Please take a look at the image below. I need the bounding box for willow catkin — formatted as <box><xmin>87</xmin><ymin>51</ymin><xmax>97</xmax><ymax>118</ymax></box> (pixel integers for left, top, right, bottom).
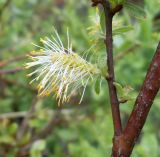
<box><xmin>26</xmin><ymin>29</ymin><xmax>101</xmax><ymax>105</ymax></box>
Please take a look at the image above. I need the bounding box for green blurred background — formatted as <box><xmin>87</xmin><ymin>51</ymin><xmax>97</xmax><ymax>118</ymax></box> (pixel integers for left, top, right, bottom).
<box><xmin>0</xmin><ymin>0</ymin><xmax>160</xmax><ymax>156</ymax></box>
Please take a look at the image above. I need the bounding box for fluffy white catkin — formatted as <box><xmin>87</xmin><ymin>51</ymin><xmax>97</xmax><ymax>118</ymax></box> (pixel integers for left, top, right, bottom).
<box><xmin>26</xmin><ymin>29</ymin><xmax>101</xmax><ymax>105</ymax></box>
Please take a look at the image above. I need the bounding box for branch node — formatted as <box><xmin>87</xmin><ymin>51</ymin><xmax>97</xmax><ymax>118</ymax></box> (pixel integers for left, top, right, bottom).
<box><xmin>111</xmin><ymin>5</ymin><xmax>123</xmax><ymax>15</ymax></box>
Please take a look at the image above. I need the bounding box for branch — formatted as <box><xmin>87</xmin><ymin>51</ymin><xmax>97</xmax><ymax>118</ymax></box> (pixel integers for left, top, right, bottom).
<box><xmin>15</xmin><ymin>113</ymin><xmax>62</xmax><ymax>157</ymax></box>
<box><xmin>124</xmin><ymin>42</ymin><xmax>160</xmax><ymax>155</ymax></box>
<box><xmin>16</xmin><ymin>97</ymin><xmax>38</xmax><ymax>140</ymax></box>
<box><xmin>15</xmin><ymin>107</ymin><xmax>97</xmax><ymax>157</ymax></box>
<box><xmin>0</xmin><ymin>68</ymin><xmax>22</xmax><ymax>75</ymax></box>
<box><xmin>0</xmin><ymin>55</ymin><xmax>26</xmax><ymax>68</ymax></box>
<box><xmin>33</xmin><ymin>109</ymin><xmax>62</xmax><ymax>140</ymax></box>
<box><xmin>0</xmin><ymin>111</ymin><xmax>26</xmax><ymax>120</ymax></box>
<box><xmin>0</xmin><ymin>77</ymin><xmax>36</xmax><ymax>92</ymax></box>
<box><xmin>16</xmin><ymin>111</ymin><xmax>63</xmax><ymax>157</ymax></box>
<box><xmin>102</xmin><ymin>1</ymin><xmax>122</xmax><ymax>136</ymax></box>
<box><xmin>112</xmin><ymin>42</ymin><xmax>160</xmax><ymax>156</ymax></box>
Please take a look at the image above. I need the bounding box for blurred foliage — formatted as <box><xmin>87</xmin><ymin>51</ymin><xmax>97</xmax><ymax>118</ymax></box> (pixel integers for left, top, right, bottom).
<box><xmin>0</xmin><ymin>0</ymin><xmax>160</xmax><ymax>156</ymax></box>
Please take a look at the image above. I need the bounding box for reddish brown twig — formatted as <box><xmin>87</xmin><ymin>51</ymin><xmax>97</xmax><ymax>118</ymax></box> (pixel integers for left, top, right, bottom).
<box><xmin>102</xmin><ymin>1</ymin><xmax>122</xmax><ymax>136</ymax></box>
<box><xmin>0</xmin><ymin>55</ymin><xmax>26</xmax><ymax>68</ymax></box>
<box><xmin>0</xmin><ymin>77</ymin><xmax>36</xmax><ymax>92</ymax></box>
<box><xmin>0</xmin><ymin>68</ymin><xmax>22</xmax><ymax>74</ymax></box>
<box><xmin>112</xmin><ymin>42</ymin><xmax>160</xmax><ymax>157</ymax></box>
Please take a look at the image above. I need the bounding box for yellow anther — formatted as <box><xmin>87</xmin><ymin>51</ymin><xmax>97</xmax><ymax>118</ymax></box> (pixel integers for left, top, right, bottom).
<box><xmin>40</xmin><ymin>38</ymin><xmax>46</xmax><ymax>43</ymax></box>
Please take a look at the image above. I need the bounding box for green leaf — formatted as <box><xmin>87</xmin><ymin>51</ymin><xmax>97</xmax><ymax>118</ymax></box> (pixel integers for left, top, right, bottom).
<box><xmin>113</xmin><ymin>82</ymin><xmax>124</xmax><ymax>95</ymax></box>
<box><xmin>94</xmin><ymin>76</ymin><xmax>102</xmax><ymax>95</ymax></box>
<box><xmin>113</xmin><ymin>83</ymin><xmax>134</xmax><ymax>102</ymax></box>
<box><xmin>19</xmin><ymin>132</ymin><xmax>31</xmax><ymax>145</ymax></box>
<box><xmin>124</xmin><ymin>2</ymin><xmax>146</xmax><ymax>20</ymax></box>
<box><xmin>0</xmin><ymin>135</ymin><xmax>14</xmax><ymax>144</ymax></box>
<box><xmin>8</xmin><ymin>123</ymin><xmax>18</xmax><ymax>135</ymax></box>
<box><xmin>29</xmin><ymin>119</ymin><xmax>47</xmax><ymax>129</ymax></box>
<box><xmin>30</xmin><ymin>140</ymin><xmax>46</xmax><ymax>157</ymax></box>
<box><xmin>113</xmin><ymin>26</ymin><xmax>133</xmax><ymax>35</ymax></box>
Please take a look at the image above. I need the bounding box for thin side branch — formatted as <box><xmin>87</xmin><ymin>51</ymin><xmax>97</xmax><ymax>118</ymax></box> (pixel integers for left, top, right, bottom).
<box><xmin>1</xmin><ymin>78</ymin><xmax>36</xmax><ymax>92</ymax></box>
<box><xmin>0</xmin><ymin>55</ymin><xmax>26</xmax><ymax>68</ymax></box>
<box><xmin>0</xmin><ymin>111</ymin><xmax>26</xmax><ymax>120</ymax></box>
<box><xmin>103</xmin><ymin>1</ymin><xmax>122</xmax><ymax>136</ymax></box>
<box><xmin>0</xmin><ymin>68</ymin><xmax>22</xmax><ymax>75</ymax></box>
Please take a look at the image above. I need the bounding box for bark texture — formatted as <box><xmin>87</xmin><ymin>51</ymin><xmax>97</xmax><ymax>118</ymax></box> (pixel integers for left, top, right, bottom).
<box><xmin>112</xmin><ymin>43</ymin><xmax>160</xmax><ymax>157</ymax></box>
